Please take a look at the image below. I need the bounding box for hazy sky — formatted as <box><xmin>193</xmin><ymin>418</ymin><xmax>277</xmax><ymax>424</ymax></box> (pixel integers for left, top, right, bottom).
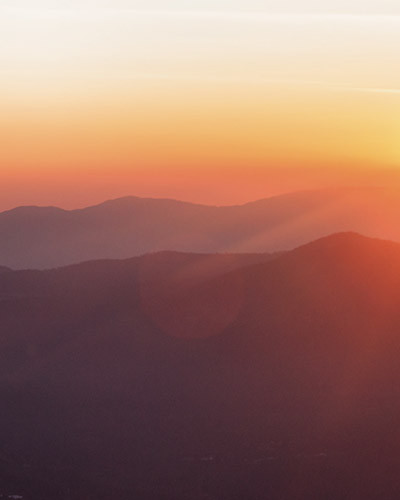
<box><xmin>1</xmin><ymin>0</ymin><xmax>400</xmax><ymax>208</ymax></box>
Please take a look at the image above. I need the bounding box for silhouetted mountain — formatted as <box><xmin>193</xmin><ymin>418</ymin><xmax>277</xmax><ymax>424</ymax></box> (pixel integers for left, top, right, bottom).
<box><xmin>0</xmin><ymin>266</ymin><xmax>10</xmax><ymax>274</ymax></box>
<box><xmin>3</xmin><ymin>187</ymin><xmax>400</xmax><ymax>269</ymax></box>
<box><xmin>1</xmin><ymin>234</ymin><xmax>400</xmax><ymax>499</ymax></box>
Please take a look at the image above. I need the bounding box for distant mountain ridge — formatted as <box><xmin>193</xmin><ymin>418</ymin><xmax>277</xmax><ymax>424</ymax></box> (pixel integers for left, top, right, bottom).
<box><xmin>2</xmin><ymin>187</ymin><xmax>400</xmax><ymax>269</ymax></box>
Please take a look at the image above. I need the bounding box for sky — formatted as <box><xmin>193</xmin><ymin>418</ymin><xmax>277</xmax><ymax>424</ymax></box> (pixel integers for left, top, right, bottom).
<box><xmin>1</xmin><ymin>0</ymin><xmax>400</xmax><ymax>209</ymax></box>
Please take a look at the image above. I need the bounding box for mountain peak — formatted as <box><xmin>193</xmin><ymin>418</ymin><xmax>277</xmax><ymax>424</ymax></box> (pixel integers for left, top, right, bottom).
<box><xmin>83</xmin><ymin>195</ymin><xmax>210</xmax><ymax>212</ymax></box>
<box><xmin>0</xmin><ymin>205</ymin><xmax>67</xmax><ymax>218</ymax></box>
<box><xmin>293</xmin><ymin>231</ymin><xmax>395</xmax><ymax>253</ymax></box>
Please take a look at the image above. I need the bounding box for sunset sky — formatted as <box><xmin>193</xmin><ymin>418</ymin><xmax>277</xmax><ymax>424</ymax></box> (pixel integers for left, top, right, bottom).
<box><xmin>1</xmin><ymin>0</ymin><xmax>400</xmax><ymax>209</ymax></box>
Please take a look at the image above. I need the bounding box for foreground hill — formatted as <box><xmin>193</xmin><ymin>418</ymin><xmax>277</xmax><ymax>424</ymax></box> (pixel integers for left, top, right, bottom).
<box><xmin>2</xmin><ymin>234</ymin><xmax>400</xmax><ymax>499</ymax></box>
<box><xmin>3</xmin><ymin>187</ymin><xmax>400</xmax><ymax>268</ymax></box>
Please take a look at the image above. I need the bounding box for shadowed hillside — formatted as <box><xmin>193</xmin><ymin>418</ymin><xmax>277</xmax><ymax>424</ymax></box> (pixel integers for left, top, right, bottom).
<box><xmin>1</xmin><ymin>234</ymin><xmax>400</xmax><ymax>498</ymax></box>
<box><xmin>3</xmin><ymin>187</ymin><xmax>400</xmax><ymax>268</ymax></box>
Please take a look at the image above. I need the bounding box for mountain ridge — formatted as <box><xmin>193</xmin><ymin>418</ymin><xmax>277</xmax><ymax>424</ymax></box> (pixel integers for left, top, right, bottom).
<box><xmin>2</xmin><ymin>232</ymin><xmax>400</xmax><ymax>498</ymax></box>
<box><xmin>2</xmin><ymin>187</ymin><xmax>400</xmax><ymax>269</ymax></box>
<box><xmin>2</xmin><ymin>186</ymin><xmax>394</xmax><ymax>215</ymax></box>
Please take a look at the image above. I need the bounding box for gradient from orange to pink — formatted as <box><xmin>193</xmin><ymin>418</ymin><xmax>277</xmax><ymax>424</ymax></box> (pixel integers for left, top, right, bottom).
<box><xmin>1</xmin><ymin>0</ymin><xmax>400</xmax><ymax>210</ymax></box>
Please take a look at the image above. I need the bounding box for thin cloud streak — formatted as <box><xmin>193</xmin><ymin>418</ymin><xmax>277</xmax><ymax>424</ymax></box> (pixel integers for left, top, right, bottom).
<box><xmin>2</xmin><ymin>6</ymin><xmax>400</xmax><ymax>23</ymax></box>
<box><xmin>348</xmin><ymin>87</ymin><xmax>400</xmax><ymax>94</ymax></box>
<box><xmin>127</xmin><ymin>75</ymin><xmax>400</xmax><ymax>94</ymax></box>
<box><xmin>1</xmin><ymin>69</ymin><xmax>400</xmax><ymax>95</ymax></box>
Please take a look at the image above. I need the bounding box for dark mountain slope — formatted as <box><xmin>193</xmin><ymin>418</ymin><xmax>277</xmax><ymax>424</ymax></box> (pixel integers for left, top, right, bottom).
<box><xmin>3</xmin><ymin>187</ymin><xmax>400</xmax><ymax>269</ymax></box>
<box><xmin>1</xmin><ymin>234</ymin><xmax>400</xmax><ymax>499</ymax></box>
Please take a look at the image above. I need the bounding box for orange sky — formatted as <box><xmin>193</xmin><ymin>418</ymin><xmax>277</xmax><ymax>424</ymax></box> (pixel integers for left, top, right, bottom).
<box><xmin>1</xmin><ymin>1</ymin><xmax>400</xmax><ymax>210</ymax></box>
